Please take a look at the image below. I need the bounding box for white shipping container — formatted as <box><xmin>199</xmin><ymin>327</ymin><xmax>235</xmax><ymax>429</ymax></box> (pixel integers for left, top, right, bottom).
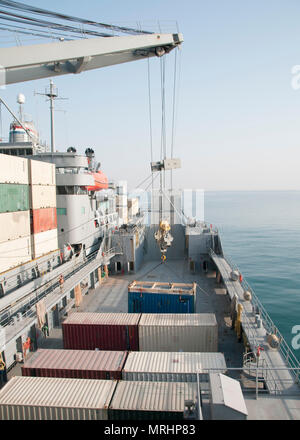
<box><xmin>122</xmin><ymin>351</ymin><xmax>227</xmax><ymax>383</ymax></box>
<box><xmin>109</xmin><ymin>381</ymin><xmax>198</xmax><ymax>415</ymax></box>
<box><xmin>32</xmin><ymin>229</ymin><xmax>58</xmax><ymax>259</ymax></box>
<box><xmin>0</xmin><ymin>376</ymin><xmax>117</xmax><ymax>420</ymax></box>
<box><xmin>127</xmin><ymin>198</ymin><xmax>139</xmax><ymax>216</ymax></box>
<box><xmin>0</xmin><ymin>211</ymin><xmax>31</xmax><ymax>244</ymax></box>
<box><xmin>138</xmin><ymin>313</ymin><xmax>218</xmax><ymax>352</ymax></box>
<box><xmin>31</xmin><ymin>185</ymin><xmax>56</xmax><ymax>209</ymax></box>
<box><xmin>0</xmin><ymin>235</ymin><xmax>31</xmax><ymax>274</ymax></box>
<box><xmin>0</xmin><ymin>154</ymin><xmax>28</xmax><ymax>184</ymax></box>
<box><xmin>29</xmin><ymin>159</ymin><xmax>56</xmax><ymax>185</ymax></box>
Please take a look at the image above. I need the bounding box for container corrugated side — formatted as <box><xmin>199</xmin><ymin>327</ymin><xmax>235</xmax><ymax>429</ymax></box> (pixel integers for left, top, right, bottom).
<box><xmin>0</xmin><ymin>184</ymin><xmax>29</xmax><ymax>213</ymax></box>
<box><xmin>22</xmin><ymin>349</ymin><xmax>128</xmax><ymax>380</ymax></box>
<box><xmin>32</xmin><ymin>229</ymin><xmax>58</xmax><ymax>259</ymax></box>
<box><xmin>29</xmin><ymin>160</ymin><xmax>56</xmax><ymax>185</ymax></box>
<box><xmin>122</xmin><ymin>351</ymin><xmax>227</xmax><ymax>383</ymax></box>
<box><xmin>0</xmin><ymin>376</ymin><xmax>116</xmax><ymax>420</ymax></box>
<box><xmin>0</xmin><ymin>154</ymin><xmax>28</xmax><ymax>184</ymax></box>
<box><xmin>0</xmin><ymin>211</ymin><xmax>31</xmax><ymax>244</ymax></box>
<box><xmin>109</xmin><ymin>381</ymin><xmax>198</xmax><ymax>420</ymax></box>
<box><xmin>31</xmin><ymin>208</ymin><xmax>57</xmax><ymax>234</ymax></box>
<box><xmin>31</xmin><ymin>185</ymin><xmax>56</xmax><ymax>209</ymax></box>
<box><xmin>138</xmin><ymin>313</ymin><xmax>218</xmax><ymax>352</ymax></box>
<box><xmin>62</xmin><ymin>313</ymin><xmax>141</xmax><ymax>351</ymax></box>
<box><xmin>0</xmin><ymin>235</ymin><xmax>31</xmax><ymax>274</ymax></box>
<box><xmin>128</xmin><ymin>291</ymin><xmax>195</xmax><ymax>313</ymax></box>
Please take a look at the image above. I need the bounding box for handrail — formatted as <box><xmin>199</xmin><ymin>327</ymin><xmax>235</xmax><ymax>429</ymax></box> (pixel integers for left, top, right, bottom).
<box><xmin>209</xmin><ymin>248</ymin><xmax>300</xmax><ymax>386</ymax></box>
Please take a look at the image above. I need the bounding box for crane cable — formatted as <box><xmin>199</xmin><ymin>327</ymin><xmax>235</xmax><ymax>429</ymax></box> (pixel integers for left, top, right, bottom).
<box><xmin>0</xmin><ymin>0</ymin><xmax>153</xmax><ymax>35</ymax></box>
<box><xmin>170</xmin><ymin>48</ymin><xmax>178</xmax><ymax>191</ymax></box>
<box><xmin>147</xmin><ymin>57</ymin><xmax>154</xmax><ymax>194</ymax></box>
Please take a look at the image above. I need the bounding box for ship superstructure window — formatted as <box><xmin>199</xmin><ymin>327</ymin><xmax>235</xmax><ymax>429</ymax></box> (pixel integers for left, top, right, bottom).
<box><xmin>81</xmin><ymin>207</ymin><xmax>85</xmax><ymax>214</ymax></box>
<box><xmin>57</xmin><ymin>208</ymin><xmax>67</xmax><ymax>215</ymax></box>
<box><xmin>57</xmin><ymin>186</ymin><xmax>87</xmax><ymax>195</ymax></box>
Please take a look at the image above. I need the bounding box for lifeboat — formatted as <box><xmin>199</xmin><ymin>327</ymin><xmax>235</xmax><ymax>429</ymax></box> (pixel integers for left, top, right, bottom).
<box><xmin>85</xmin><ymin>170</ymin><xmax>109</xmax><ymax>191</ymax></box>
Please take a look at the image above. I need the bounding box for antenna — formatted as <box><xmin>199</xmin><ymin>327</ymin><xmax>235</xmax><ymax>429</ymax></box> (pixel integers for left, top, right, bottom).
<box><xmin>17</xmin><ymin>93</ymin><xmax>25</xmax><ymax>122</ymax></box>
<box><xmin>35</xmin><ymin>79</ymin><xmax>67</xmax><ymax>152</ymax></box>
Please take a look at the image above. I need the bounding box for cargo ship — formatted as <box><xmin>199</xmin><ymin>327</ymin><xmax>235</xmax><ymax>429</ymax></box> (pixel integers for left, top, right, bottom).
<box><xmin>0</xmin><ymin>4</ymin><xmax>299</xmax><ymax>421</ymax></box>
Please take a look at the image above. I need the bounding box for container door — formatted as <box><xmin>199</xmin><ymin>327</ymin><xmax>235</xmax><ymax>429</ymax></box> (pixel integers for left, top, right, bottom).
<box><xmin>52</xmin><ymin>306</ymin><xmax>60</xmax><ymax>328</ymax></box>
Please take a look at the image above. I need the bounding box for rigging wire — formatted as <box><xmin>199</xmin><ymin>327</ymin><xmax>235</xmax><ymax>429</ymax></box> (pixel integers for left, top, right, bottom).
<box><xmin>0</xmin><ymin>19</ymin><xmax>81</xmax><ymax>39</ymax></box>
<box><xmin>170</xmin><ymin>48</ymin><xmax>178</xmax><ymax>191</ymax></box>
<box><xmin>0</xmin><ymin>10</ymin><xmax>113</xmax><ymax>38</ymax></box>
<box><xmin>147</xmin><ymin>57</ymin><xmax>154</xmax><ymax>193</ymax></box>
<box><xmin>0</xmin><ymin>0</ymin><xmax>153</xmax><ymax>35</ymax></box>
<box><xmin>0</xmin><ymin>22</ymin><xmax>73</xmax><ymax>40</ymax></box>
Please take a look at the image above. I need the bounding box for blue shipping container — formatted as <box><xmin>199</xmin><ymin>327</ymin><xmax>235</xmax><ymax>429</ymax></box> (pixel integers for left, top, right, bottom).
<box><xmin>128</xmin><ymin>291</ymin><xmax>195</xmax><ymax>313</ymax></box>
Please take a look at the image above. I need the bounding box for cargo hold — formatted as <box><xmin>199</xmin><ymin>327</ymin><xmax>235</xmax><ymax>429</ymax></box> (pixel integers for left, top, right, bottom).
<box><xmin>138</xmin><ymin>313</ymin><xmax>218</xmax><ymax>352</ymax></box>
<box><xmin>62</xmin><ymin>313</ymin><xmax>141</xmax><ymax>351</ymax></box>
<box><xmin>122</xmin><ymin>351</ymin><xmax>227</xmax><ymax>382</ymax></box>
<box><xmin>22</xmin><ymin>349</ymin><xmax>128</xmax><ymax>380</ymax></box>
<box><xmin>109</xmin><ymin>381</ymin><xmax>198</xmax><ymax>420</ymax></box>
<box><xmin>0</xmin><ymin>376</ymin><xmax>117</xmax><ymax>420</ymax></box>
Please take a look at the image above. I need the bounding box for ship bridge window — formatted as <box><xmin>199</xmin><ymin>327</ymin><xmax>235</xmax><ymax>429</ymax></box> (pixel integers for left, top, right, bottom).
<box><xmin>57</xmin><ymin>186</ymin><xmax>87</xmax><ymax>195</ymax></box>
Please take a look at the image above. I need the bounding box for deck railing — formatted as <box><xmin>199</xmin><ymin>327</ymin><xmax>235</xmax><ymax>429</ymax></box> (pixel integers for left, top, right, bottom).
<box><xmin>209</xmin><ymin>248</ymin><xmax>300</xmax><ymax>386</ymax></box>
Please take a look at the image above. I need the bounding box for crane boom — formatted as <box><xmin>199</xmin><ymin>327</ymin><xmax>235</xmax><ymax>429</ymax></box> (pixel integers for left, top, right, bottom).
<box><xmin>0</xmin><ymin>33</ymin><xmax>183</xmax><ymax>85</ymax></box>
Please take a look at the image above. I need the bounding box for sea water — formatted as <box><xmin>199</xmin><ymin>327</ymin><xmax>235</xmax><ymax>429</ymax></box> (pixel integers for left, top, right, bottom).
<box><xmin>205</xmin><ymin>191</ymin><xmax>300</xmax><ymax>361</ymax></box>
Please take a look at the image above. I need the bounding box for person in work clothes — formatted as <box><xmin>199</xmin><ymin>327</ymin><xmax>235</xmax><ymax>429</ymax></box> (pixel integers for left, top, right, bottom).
<box><xmin>42</xmin><ymin>323</ymin><xmax>49</xmax><ymax>338</ymax></box>
<box><xmin>59</xmin><ymin>274</ymin><xmax>64</xmax><ymax>292</ymax></box>
<box><xmin>0</xmin><ymin>357</ymin><xmax>7</xmax><ymax>389</ymax></box>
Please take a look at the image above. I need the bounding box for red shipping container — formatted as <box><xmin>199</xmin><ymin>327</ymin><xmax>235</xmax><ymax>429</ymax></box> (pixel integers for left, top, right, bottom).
<box><xmin>31</xmin><ymin>207</ymin><xmax>57</xmax><ymax>234</ymax></box>
<box><xmin>62</xmin><ymin>313</ymin><xmax>141</xmax><ymax>351</ymax></box>
<box><xmin>21</xmin><ymin>349</ymin><xmax>128</xmax><ymax>380</ymax></box>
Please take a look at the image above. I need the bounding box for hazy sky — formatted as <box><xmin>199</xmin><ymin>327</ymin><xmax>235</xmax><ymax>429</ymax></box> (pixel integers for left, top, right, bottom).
<box><xmin>1</xmin><ymin>0</ymin><xmax>300</xmax><ymax>191</ymax></box>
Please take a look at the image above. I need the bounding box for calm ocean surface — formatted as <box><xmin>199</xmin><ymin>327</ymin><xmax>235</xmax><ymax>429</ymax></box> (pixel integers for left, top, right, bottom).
<box><xmin>205</xmin><ymin>191</ymin><xmax>300</xmax><ymax>361</ymax></box>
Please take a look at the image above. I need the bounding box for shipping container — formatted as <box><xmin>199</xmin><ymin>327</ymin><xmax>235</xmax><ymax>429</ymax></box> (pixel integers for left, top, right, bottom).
<box><xmin>31</xmin><ymin>207</ymin><xmax>57</xmax><ymax>234</ymax></box>
<box><xmin>128</xmin><ymin>281</ymin><xmax>196</xmax><ymax>313</ymax></box>
<box><xmin>62</xmin><ymin>313</ymin><xmax>141</xmax><ymax>351</ymax></box>
<box><xmin>29</xmin><ymin>159</ymin><xmax>56</xmax><ymax>185</ymax></box>
<box><xmin>0</xmin><ymin>211</ymin><xmax>30</xmax><ymax>243</ymax></box>
<box><xmin>138</xmin><ymin>313</ymin><xmax>218</xmax><ymax>352</ymax></box>
<box><xmin>109</xmin><ymin>381</ymin><xmax>198</xmax><ymax>420</ymax></box>
<box><xmin>22</xmin><ymin>349</ymin><xmax>128</xmax><ymax>380</ymax></box>
<box><xmin>32</xmin><ymin>228</ymin><xmax>58</xmax><ymax>259</ymax></box>
<box><xmin>30</xmin><ymin>185</ymin><xmax>56</xmax><ymax>209</ymax></box>
<box><xmin>0</xmin><ymin>235</ymin><xmax>31</xmax><ymax>274</ymax></box>
<box><xmin>0</xmin><ymin>184</ymin><xmax>29</xmax><ymax>213</ymax></box>
<box><xmin>122</xmin><ymin>351</ymin><xmax>227</xmax><ymax>383</ymax></box>
<box><xmin>0</xmin><ymin>376</ymin><xmax>116</xmax><ymax>420</ymax></box>
<box><xmin>0</xmin><ymin>154</ymin><xmax>28</xmax><ymax>184</ymax></box>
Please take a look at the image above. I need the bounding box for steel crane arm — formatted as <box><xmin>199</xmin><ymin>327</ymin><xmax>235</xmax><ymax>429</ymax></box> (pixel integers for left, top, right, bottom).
<box><xmin>0</xmin><ymin>33</ymin><xmax>183</xmax><ymax>85</ymax></box>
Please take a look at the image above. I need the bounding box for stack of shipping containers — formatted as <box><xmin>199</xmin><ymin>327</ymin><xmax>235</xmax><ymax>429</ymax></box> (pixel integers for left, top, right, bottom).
<box><xmin>0</xmin><ymin>154</ymin><xmax>31</xmax><ymax>273</ymax></box>
<box><xmin>29</xmin><ymin>159</ymin><xmax>58</xmax><ymax>259</ymax></box>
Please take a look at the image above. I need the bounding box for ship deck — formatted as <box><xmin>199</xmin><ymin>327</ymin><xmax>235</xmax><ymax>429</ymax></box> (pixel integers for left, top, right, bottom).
<box><xmin>7</xmin><ymin>258</ymin><xmax>300</xmax><ymax>420</ymax></box>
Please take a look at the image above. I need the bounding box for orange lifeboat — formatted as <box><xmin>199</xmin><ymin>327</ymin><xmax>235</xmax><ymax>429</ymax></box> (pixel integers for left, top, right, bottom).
<box><xmin>85</xmin><ymin>170</ymin><xmax>109</xmax><ymax>191</ymax></box>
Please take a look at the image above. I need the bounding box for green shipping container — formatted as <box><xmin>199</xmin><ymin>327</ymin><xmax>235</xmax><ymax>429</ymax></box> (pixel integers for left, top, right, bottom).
<box><xmin>0</xmin><ymin>184</ymin><xmax>29</xmax><ymax>213</ymax></box>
